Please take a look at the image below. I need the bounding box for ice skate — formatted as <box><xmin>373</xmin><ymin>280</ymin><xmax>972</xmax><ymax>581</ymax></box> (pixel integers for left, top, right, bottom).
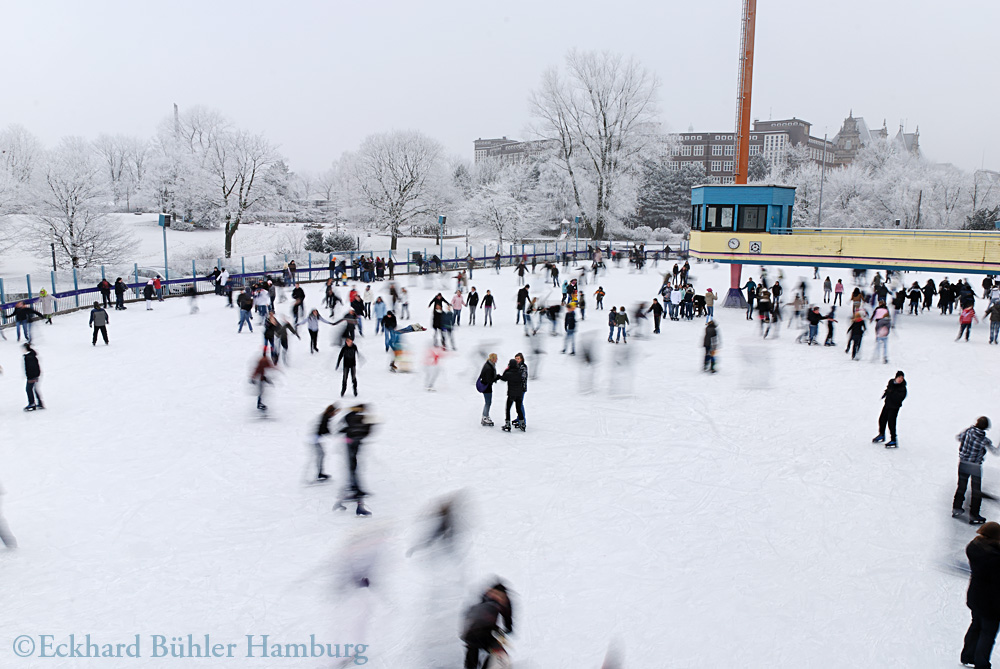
<box><xmin>356</xmin><ymin>502</ymin><xmax>372</xmax><ymax>517</ymax></box>
<box><xmin>481</xmin><ymin>417</ymin><xmax>494</xmax><ymax>427</ymax></box>
<box><xmin>953</xmin><ymin>508</ymin><xmax>965</xmax><ymax>518</ymax></box>
<box><xmin>23</xmin><ymin>405</ymin><xmax>36</xmax><ymax>412</ymax></box>
<box><xmin>970</xmin><ymin>514</ymin><xmax>987</xmax><ymax>525</ymax></box>
<box><xmin>885</xmin><ymin>439</ymin><xmax>898</xmax><ymax>448</ymax></box>
<box><xmin>502</xmin><ymin>421</ymin><xmax>511</xmax><ymax>432</ymax></box>
<box><xmin>513</xmin><ymin>419</ymin><xmax>526</xmax><ymax>432</ymax></box>
<box><xmin>872</xmin><ymin>434</ymin><xmax>885</xmax><ymax>443</ymax></box>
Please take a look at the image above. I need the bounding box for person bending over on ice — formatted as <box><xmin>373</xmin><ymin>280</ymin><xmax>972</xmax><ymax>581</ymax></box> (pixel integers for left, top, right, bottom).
<box><xmin>461</xmin><ymin>581</ymin><xmax>514</xmax><ymax>669</ymax></box>
<box><xmin>954</xmin><ymin>417</ymin><xmax>998</xmax><ymax>525</ymax></box>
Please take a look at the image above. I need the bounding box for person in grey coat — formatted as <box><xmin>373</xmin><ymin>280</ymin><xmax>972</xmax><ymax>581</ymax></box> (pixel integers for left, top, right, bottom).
<box><xmin>88</xmin><ymin>301</ymin><xmax>110</xmax><ymax>345</ymax></box>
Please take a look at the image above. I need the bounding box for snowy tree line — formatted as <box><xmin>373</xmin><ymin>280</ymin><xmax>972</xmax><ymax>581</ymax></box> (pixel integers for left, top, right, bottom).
<box><xmin>3</xmin><ymin>50</ymin><xmax>998</xmax><ymax>268</ymax></box>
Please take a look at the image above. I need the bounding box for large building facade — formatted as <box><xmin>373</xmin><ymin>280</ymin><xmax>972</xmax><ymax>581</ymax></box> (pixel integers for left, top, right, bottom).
<box><xmin>473</xmin><ymin>137</ymin><xmax>555</xmax><ymax>163</ymax></box>
<box><xmin>831</xmin><ymin>113</ymin><xmax>919</xmax><ymax>166</ymax></box>
<box><xmin>669</xmin><ymin>118</ymin><xmax>837</xmax><ymax>183</ymax></box>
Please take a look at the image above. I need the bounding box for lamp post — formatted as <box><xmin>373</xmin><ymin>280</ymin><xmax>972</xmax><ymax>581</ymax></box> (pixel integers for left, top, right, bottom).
<box><xmin>50</xmin><ymin>242</ymin><xmax>56</xmax><ymax>272</ymax></box>
<box><xmin>438</xmin><ymin>215</ymin><xmax>446</xmax><ymax>260</ymax></box>
<box><xmin>159</xmin><ymin>213</ymin><xmax>170</xmax><ymax>281</ymax></box>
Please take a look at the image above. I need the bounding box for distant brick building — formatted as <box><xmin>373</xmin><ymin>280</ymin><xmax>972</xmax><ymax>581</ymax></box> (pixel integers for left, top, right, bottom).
<box><xmin>669</xmin><ymin>118</ymin><xmax>836</xmax><ymax>183</ymax></box>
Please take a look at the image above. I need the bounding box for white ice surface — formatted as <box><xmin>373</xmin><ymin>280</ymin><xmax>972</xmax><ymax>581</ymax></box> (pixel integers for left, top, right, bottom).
<box><xmin>0</xmin><ymin>262</ymin><xmax>995</xmax><ymax>668</ymax></box>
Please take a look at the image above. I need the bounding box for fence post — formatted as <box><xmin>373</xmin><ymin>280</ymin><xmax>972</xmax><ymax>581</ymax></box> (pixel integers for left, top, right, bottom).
<box><xmin>192</xmin><ymin>260</ymin><xmax>196</xmax><ymax>286</ymax></box>
<box><xmin>51</xmin><ymin>271</ymin><xmax>56</xmax><ymax>297</ymax></box>
<box><xmin>241</xmin><ymin>256</ymin><xmax>246</xmax><ymax>276</ymax></box>
<box><xmin>134</xmin><ymin>263</ymin><xmax>139</xmax><ymax>298</ymax></box>
<box><xmin>308</xmin><ymin>252</ymin><xmax>312</xmax><ymax>281</ymax></box>
<box><xmin>263</xmin><ymin>255</ymin><xmax>267</xmax><ymax>273</ymax></box>
<box><xmin>217</xmin><ymin>258</ymin><xmax>221</xmax><ymax>271</ymax></box>
<box><xmin>72</xmin><ymin>269</ymin><xmax>79</xmax><ymax>308</ymax></box>
<box><xmin>0</xmin><ymin>279</ymin><xmax>5</xmax><ymax>322</ymax></box>
<box><xmin>26</xmin><ymin>274</ymin><xmax>32</xmax><ymax>301</ymax></box>
<box><xmin>101</xmin><ymin>265</ymin><xmax>106</xmax><ymax>281</ymax></box>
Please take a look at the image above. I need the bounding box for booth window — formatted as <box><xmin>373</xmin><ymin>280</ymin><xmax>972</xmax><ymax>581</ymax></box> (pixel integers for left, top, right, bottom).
<box><xmin>691</xmin><ymin>205</ymin><xmax>703</xmax><ymax>230</ymax></box>
<box><xmin>738</xmin><ymin>205</ymin><xmax>768</xmax><ymax>232</ymax></box>
<box><xmin>705</xmin><ymin>205</ymin><xmax>734</xmax><ymax>231</ymax></box>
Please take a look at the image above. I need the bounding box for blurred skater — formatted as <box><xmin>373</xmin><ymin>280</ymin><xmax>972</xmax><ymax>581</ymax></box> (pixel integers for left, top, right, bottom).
<box><xmin>961</xmin><ymin>521</ymin><xmax>1000</xmax><ymax>668</ymax></box>
<box><xmin>333</xmin><ymin>403</ymin><xmax>375</xmax><ymax>516</ymax></box>
<box><xmin>312</xmin><ymin>404</ymin><xmax>338</xmax><ymax>482</ymax></box>
<box><xmin>461</xmin><ymin>581</ymin><xmax>515</xmax><ymax>669</ymax></box>
<box><xmin>250</xmin><ymin>352</ymin><xmax>276</xmax><ymax>412</ymax></box>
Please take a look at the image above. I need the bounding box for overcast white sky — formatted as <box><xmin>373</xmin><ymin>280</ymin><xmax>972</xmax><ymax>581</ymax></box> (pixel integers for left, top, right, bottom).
<box><xmin>2</xmin><ymin>0</ymin><xmax>997</xmax><ymax>174</ymax></box>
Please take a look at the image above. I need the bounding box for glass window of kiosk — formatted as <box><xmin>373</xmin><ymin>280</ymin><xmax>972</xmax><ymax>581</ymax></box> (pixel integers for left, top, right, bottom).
<box><xmin>705</xmin><ymin>205</ymin><xmax>734</xmax><ymax>231</ymax></box>
<box><xmin>691</xmin><ymin>205</ymin><xmax>702</xmax><ymax>230</ymax></box>
<box><xmin>738</xmin><ymin>205</ymin><xmax>768</xmax><ymax>232</ymax></box>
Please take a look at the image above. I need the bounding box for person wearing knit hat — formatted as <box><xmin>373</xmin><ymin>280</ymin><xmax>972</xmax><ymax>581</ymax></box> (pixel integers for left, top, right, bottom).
<box><xmin>962</xmin><ymin>520</ymin><xmax>1000</xmax><ymax>668</ymax></box>
<box><xmin>954</xmin><ymin>417</ymin><xmax>998</xmax><ymax>524</ymax></box>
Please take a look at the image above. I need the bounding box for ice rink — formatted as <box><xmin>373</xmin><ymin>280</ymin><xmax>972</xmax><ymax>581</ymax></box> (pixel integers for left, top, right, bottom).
<box><xmin>0</xmin><ymin>259</ymin><xmax>995</xmax><ymax>668</ymax></box>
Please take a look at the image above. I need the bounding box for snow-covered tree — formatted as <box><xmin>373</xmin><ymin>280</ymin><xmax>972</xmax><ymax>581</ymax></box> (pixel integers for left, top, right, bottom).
<box><xmin>530</xmin><ymin>50</ymin><xmax>659</xmax><ymax>240</ymax></box>
<box><xmin>30</xmin><ymin>137</ymin><xmax>138</xmax><ymax>268</ymax></box>
<box><xmin>351</xmin><ymin>130</ymin><xmax>444</xmax><ymax>250</ymax></box>
<box><xmin>0</xmin><ymin>124</ymin><xmax>41</xmax><ymax>215</ymax></box>
<box><xmin>461</xmin><ymin>159</ymin><xmax>540</xmax><ymax>246</ymax></box>
<box><xmin>94</xmin><ymin>134</ymin><xmax>151</xmax><ymax>212</ymax></box>
<box><xmin>632</xmin><ymin>158</ymin><xmax>704</xmax><ymax>229</ymax></box>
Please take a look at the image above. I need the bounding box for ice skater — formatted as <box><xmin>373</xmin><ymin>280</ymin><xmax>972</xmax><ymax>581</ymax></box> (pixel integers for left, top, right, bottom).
<box><xmin>477</xmin><ymin>353</ymin><xmax>498</xmax><ymax>426</ymax></box>
<box><xmin>88</xmin><ymin>301</ymin><xmax>110</xmax><ymax>346</ymax></box>
<box><xmin>872</xmin><ymin>370</ymin><xmax>906</xmax><ymax>448</ymax></box>
<box><xmin>23</xmin><ymin>343</ymin><xmax>43</xmax><ymax>411</ymax></box>
<box><xmin>461</xmin><ymin>581</ymin><xmax>515</xmax><ymax>669</ymax></box>
<box><xmin>333</xmin><ymin>403</ymin><xmax>374</xmax><ymax>516</ymax></box>
<box><xmin>499</xmin><ymin>355</ymin><xmax>527</xmax><ymax>432</ymax></box>
<box><xmin>250</xmin><ymin>352</ymin><xmax>276</xmax><ymax>412</ymax></box>
<box><xmin>953</xmin><ymin>417</ymin><xmax>998</xmax><ymax>525</ymax></box>
<box><xmin>337</xmin><ymin>337</ymin><xmax>362</xmax><ymax>397</ymax></box>
<box><xmin>961</xmin><ymin>521</ymin><xmax>1000</xmax><ymax>668</ymax></box>
<box><xmin>312</xmin><ymin>404</ymin><xmax>338</xmax><ymax>482</ymax></box>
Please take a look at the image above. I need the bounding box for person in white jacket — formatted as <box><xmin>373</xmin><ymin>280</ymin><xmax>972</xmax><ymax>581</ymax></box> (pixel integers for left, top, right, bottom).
<box><xmin>362</xmin><ymin>286</ymin><xmax>374</xmax><ymax>319</ymax></box>
<box><xmin>670</xmin><ymin>287</ymin><xmax>684</xmax><ymax>321</ymax></box>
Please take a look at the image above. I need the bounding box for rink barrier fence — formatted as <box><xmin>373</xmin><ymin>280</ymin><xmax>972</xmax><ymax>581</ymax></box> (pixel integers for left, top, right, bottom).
<box><xmin>0</xmin><ymin>241</ymin><xmax>679</xmax><ymax>327</ymax></box>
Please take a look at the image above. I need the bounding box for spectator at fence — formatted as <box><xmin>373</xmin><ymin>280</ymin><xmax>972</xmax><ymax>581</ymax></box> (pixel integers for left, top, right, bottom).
<box><xmin>153</xmin><ymin>275</ymin><xmax>163</xmax><ymax>301</ymax></box>
<box><xmin>97</xmin><ymin>278</ymin><xmax>112</xmax><ymax>308</ymax></box>
<box><xmin>113</xmin><ymin>279</ymin><xmax>127</xmax><ymax>310</ymax></box>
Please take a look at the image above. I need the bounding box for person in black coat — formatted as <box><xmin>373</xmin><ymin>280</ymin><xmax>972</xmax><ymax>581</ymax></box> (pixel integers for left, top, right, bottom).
<box><xmin>647</xmin><ymin>298</ymin><xmax>664</xmax><ymax>334</ymax></box>
<box><xmin>23</xmin><ymin>344</ymin><xmax>43</xmax><ymax>410</ymax></box>
<box><xmin>113</xmin><ymin>278</ymin><xmax>128</xmax><ymax>310</ymax></box>
<box><xmin>461</xmin><ymin>581</ymin><xmax>515</xmax><ymax>669</ymax></box>
<box><xmin>477</xmin><ymin>353</ymin><xmax>498</xmax><ymax>426</ymax></box>
<box><xmin>498</xmin><ymin>354</ymin><xmax>528</xmax><ymax>430</ymax></box>
<box><xmin>11</xmin><ymin>302</ymin><xmax>44</xmax><ymax>342</ymax></box>
<box><xmin>963</xmin><ymin>522</ymin><xmax>1000</xmax><ymax>668</ymax></box>
<box><xmin>873</xmin><ymin>371</ymin><xmax>906</xmax><ymax>446</ymax></box>
<box><xmin>96</xmin><ymin>279</ymin><xmax>112</xmax><ymax>308</ymax></box>
<box><xmin>467</xmin><ymin>288</ymin><xmax>480</xmax><ymax>325</ymax></box>
<box><xmin>336</xmin><ymin>337</ymin><xmax>362</xmax><ymax>397</ymax></box>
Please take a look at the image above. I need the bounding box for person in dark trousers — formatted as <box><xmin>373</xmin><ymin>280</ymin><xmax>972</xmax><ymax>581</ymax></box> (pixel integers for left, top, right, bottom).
<box><xmin>703</xmin><ymin>319</ymin><xmax>719</xmax><ymax>373</ymax></box>
<box><xmin>743</xmin><ymin>278</ymin><xmax>757</xmax><ymax>319</ymax></box>
<box><xmin>297</xmin><ymin>309</ymin><xmax>332</xmax><ymax>354</ymax></box>
<box><xmin>88</xmin><ymin>301</ymin><xmax>110</xmax><ymax>345</ymax></box>
<box><xmin>872</xmin><ymin>371</ymin><xmax>906</xmax><ymax>447</ymax></box>
<box><xmin>114</xmin><ymin>278</ymin><xmax>128</xmax><ymax>310</ymax></box>
<box><xmin>954</xmin><ymin>417</ymin><xmax>998</xmax><ymax>524</ymax></box>
<box><xmin>846</xmin><ymin>313</ymin><xmax>866</xmax><ymax>360</ymax></box>
<box><xmin>467</xmin><ymin>287</ymin><xmax>480</xmax><ymax>325</ymax></box>
<box><xmin>648</xmin><ymin>298</ymin><xmax>664</xmax><ymax>333</ymax></box>
<box><xmin>291</xmin><ymin>283</ymin><xmax>306</xmax><ymax>322</ymax></box>
<box><xmin>962</xmin><ymin>521</ymin><xmax>1000</xmax><ymax>668</ymax></box>
<box><xmin>312</xmin><ymin>404</ymin><xmax>337</xmax><ymax>481</ymax></box>
<box><xmin>478</xmin><ymin>353</ymin><xmax>498</xmax><ymax>426</ymax></box>
<box><xmin>333</xmin><ymin>403</ymin><xmax>373</xmax><ymax>516</ymax></box>
<box><xmin>23</xmin><ymin>343</ymin><xmax>43</xmax><ymax>411</ymax></box>
<box><xmin>337</xmin><ymin>337</ymin><xmax>361</xmax><ymax>397</ymax></box>
<box><xmin>461</xmin><ymin>581</ymin><xmax>515</xmax><ymax>669</ymax></box>
<box><xmin>562</xmin><ymin>304</ymin><xmax>577</xmax><ymax>355</ymax></box>
<box><xmin>516</xmin><ymin>285</ymin><xmax>530</xmax><ymax>324</ymax></box>
<box><xmin>482</xmin><ymin>290</ymin><xmax>495</xmax><ymax>326</ymax></box>
<box><xmin>615</xmin><ymin>306</ymin><xmax>629</xmax><ymax>343</ymax></box>
<box><xmin>499</xmin><ymin>354</ymin><xmax>527</xmax><ymax>431</ymax></box>
<box><xmin>97</xmin><ymin>278</ymin><xmax>112</xmax><ymax>308</ymax></box>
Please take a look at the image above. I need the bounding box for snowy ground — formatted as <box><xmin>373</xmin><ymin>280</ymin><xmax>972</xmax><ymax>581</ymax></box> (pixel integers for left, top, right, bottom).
<box><xmin>0</xmin><ymin>260</ymin><xmax>994</xmax><ymax>668</ymax></box>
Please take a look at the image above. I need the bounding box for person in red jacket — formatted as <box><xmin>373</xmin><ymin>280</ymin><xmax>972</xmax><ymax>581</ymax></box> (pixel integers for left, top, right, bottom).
<box><xmin>958</xmin><ymin>306</ymin><xmax>980</xmax><ymax>342</ymax></box>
